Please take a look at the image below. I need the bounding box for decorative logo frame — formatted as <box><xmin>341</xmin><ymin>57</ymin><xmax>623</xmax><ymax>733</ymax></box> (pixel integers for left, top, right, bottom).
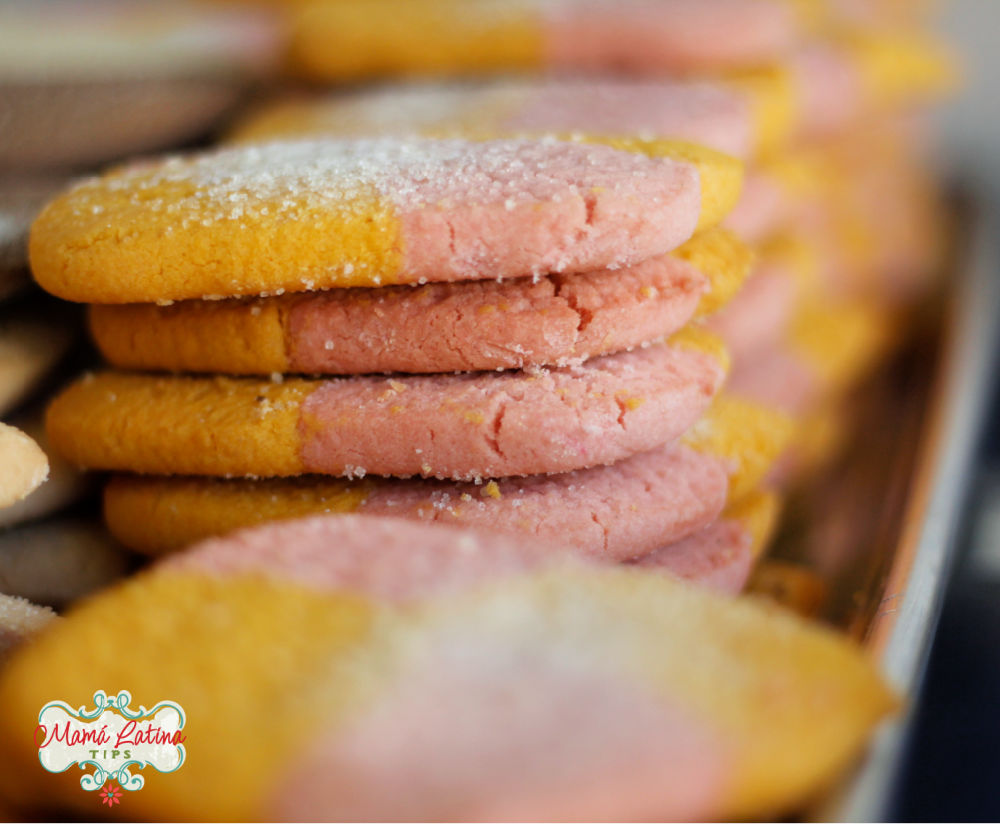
<box><xmin>35</xmin><ymin>690</ymin><xmax>186</xmax><ymax>797</ymax></box>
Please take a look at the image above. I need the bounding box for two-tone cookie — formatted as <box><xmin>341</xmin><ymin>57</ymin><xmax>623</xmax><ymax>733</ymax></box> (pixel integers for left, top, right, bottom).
<box><xmin>288</xmin><ymin>0</ymin><xmax>815</xmax><ymax>82</ymax></box>
<box><xmin>100</xmin><ymin>394</ymin><xmax>794</xmax><ymax>557</ymax></box>
<box><xmin>0</xmin><ymin>515</ymin><xmax>895</xmax><ymax>820</ymax></box>
<box><xmin>31</xmin><ymin>136</ymin><xmax>739</xmax><ymax>304</ymax></box>
<box><xmin>88</xmin><ymin>228</ymin><xmax>752</xmax><ymax>375</ymax></box>
<box><xmin>227</xmin><ymin>80</ymin><xmax>787</xmax><ymax>240</ymax></box>
<box><xmin>0</xmin><ymin>518</ymin><xmax>132</xmax><ymax>609</ymax></box>
<box><xmin>47</xmin><ymin>331</ymin><xmax>729</xmax><ymax>481</ymax></box>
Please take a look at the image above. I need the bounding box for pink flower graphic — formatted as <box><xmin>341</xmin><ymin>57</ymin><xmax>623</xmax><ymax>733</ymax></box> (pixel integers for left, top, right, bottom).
<box><xmin>100</xmin><ymin>781</ymin><xmax>123</xmax><ymax>808</ymax></box>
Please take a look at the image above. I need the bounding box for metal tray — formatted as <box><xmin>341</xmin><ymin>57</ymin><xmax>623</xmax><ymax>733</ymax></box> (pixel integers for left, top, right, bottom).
<box><xmin>751</xmin><ymin>189</ymin><xmax>1000</xmax><ymax>820</ymax></box>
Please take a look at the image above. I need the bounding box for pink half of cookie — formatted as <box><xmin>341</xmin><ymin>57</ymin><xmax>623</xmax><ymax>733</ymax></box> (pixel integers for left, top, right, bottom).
<box><xmin>705</xmin><ymin>260</ymin><xmax>797</xmax><ymax>364</ymax></box>
<box><xmin>723</xmin><ymin>170</ymin><xmax>788</xmax><ymax>243</ymax></box>
<box><xmin>166</xmin><ymin>514</ymin><xmax>588</xmax><ymax>602</ymax></box>
<box><xmin>500</xmin><ymin>80</ymin><xmax>754</xmax><ymax>160</ymax></box>
<box><xmin>272</xmin><ymin>639</ymin><xmax>731</xmax><ymax>822</ymax></box>
<box><xmin>105</xmin><ymin>440</ymin><xmax>730</xmax><ymax>560</ymax></box>
<box><xmin>790</xmin><ymin>43</ymin><xmax>865</xmax><ymax>141</ymax></box>
<box><xmin>296</xmin><ymin>79</ymin><xmax>756</xmax><ymax>161</ymax></box>
<box><xmin>355</xmin><ymin>442</ymin><xmax>728</xmax><ymax>561</ymax></box>
<box><xmin>727</xmin><ymin>345</ymin><xmax>818</xmax><ymax>416</ymax></box>
<box><xmin>388</xmin><ymin>139</ymin><xmax>702</xmax><ymax>282</ymax></box>
<box><xmin>545</xmin><ymin>0</ymin><xmax>800</xmax><ymax>74</ymax></box>
<box><xmin>300</xmin><ymin>339</ymin><xmax>726</xmax><ymax>480</ymax></box>
<box><xmin>632</xmin><ymin>519</ymin><xmax>754</xmax><ymax>595</ymax></box>
<box><xmin>289</xmin><ymin>253</ymin><xmax>705</xmax><ymax>373</ymax></box>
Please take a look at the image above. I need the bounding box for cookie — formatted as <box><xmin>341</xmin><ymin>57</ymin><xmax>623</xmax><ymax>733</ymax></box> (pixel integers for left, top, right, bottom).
<box><xmin>227</xmin><ymin>81</ymin><xmax>788</xmax><ymax>245</ymax></box>
<box><xmin>789</xmin><ymin>298</ymin><xmax>894</xmax><ymax>397</ymax></box>
<box><xmin>89</xmin><ymin>227</ymin><xmax>751</xmax><ymax>375</ymax></box>
<box><xmin>0</xmin><ymin>594</ymin><xmax>56</xmax><ymax>663</ymax></box>
<box><xmin>0</xmin><ymin>519</ymin><xmax>132</xmax><ymax>608</ymax></box>
<box><xmin>705</xmin><ymin>257</ymin><xmax>799</xmax><ymax>364</ymax></box>
<box><xmin>721</xmin><ymin>168</ymin><xmax>788</xmax><ymax>242</ymax></box>
<box><xmin>728</xmin><ymin>345</ymin><xmax>818</xmax><ymax>416</ymax></box>
<box><xmin>785</xmin><ymin>34</ymin><xmax>955</xmax><ymax>144</ymax></box>
<box><xmin>0</xmin><ymin>1</ymin><xmax>279</xmax><ymax>170</ymax></box>
<box><xmin>0</xmin><ymin>310</ymin><xmax>75</xmax><ymax>416</ymax></box>
<box><xmin>31</xmin><ymin>136</ymin><xmax>740</xmax><ymax>304</ymax></box>
<box><xmin>0</xmin><ymin>423</ymin><xmax>49</xmax><ymax>510</ymax></box>
<box><xmin>101</xmin><ymin>395</ymin><xmax>792</xmax><ymax>556</ymax></box>
<box><xmin>166</xmin><ymin>512</ymin><xmax>590</xmax><ymax>603</ymax></box>
<box><xmin>231</xmin><ymin>79</ymin><xmax>758</xmax><ymax>160</ymax></box>
<box><xmin>0</xmin><ymin>540</ymin><xmax>895</xmax><ymax>820</ymax></box>
<box><xmin>0</xmin><ymin>409</ymin><xmax>89</xmax><ymax>530</ymax></box>
<box><xmin>47</xmin><ymin>332</ymin><xmax>729</xmax><ymax>481</ymax></box>
<box><xmin>633</xmin><ymin>489</ymin><xmax>780</xmax><ymax>594</ymax></box>
<box><xmin>288</xmin><ymin>0</ymin><xmax>811</xmax><ymax>82</ymax></box>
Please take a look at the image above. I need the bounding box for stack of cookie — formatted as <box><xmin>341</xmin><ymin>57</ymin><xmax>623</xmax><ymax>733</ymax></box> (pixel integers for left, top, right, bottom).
<box><xmin>213</xmin><ymin>0</ymin><xmax>955</xmax><ymax>578</ymax></box>
<box><xmin>36</xmin><ymin>132</ymin><xmax>789</xmax><ymax>592</ymax></box>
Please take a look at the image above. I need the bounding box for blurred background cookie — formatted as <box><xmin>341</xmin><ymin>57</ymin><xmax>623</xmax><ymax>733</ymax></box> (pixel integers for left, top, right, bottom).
<box><xmin>0</xmin><ymin>0</ymin><xmax>281</xmax><ymax>171</ymax></box>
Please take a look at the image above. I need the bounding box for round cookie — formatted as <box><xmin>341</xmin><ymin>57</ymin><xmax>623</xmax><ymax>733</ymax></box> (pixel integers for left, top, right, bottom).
<box><xmin>705</xmin><ymin>257</ymin><xmax>799</xmax><ymax>365</ymax></box>
<box><xmin>784</xmin><ymin>34</ymin><xmax>955</xmax><ymax>146</ymax></box>
<box><xmin>0</xmin><ymin>409</ymin><xmax>90</xmax><ymax>530</ymax></box>
<box><xmin>0</xmin><ymin>310</ymin><xmax>75</xmax><ymax>416</ymax></box>
<box><xmin>89</xmin><ymin>227</ymin><xmax>752</xmax><ymax>375</ymax></box>
<box><xmin>101</xmin><ymin>395</ymin><xmax>793</xmax><ymax>556</ymax></box>
<box><xmin>0</xmin><ymin>594</ymin><xmax>56</xmax><ymax>663</ymax></box>
<box><xmin>0</xmin><ymin>519</ymin><xmax>132</xmax><ymax>608</ymax></box>
<box><xmin>47</xmin><ymin>331</ymin><xmax>729</xmax><ymax>481</ymax></box>
<box><xmin>166</xmin><ymin>513</ymin><xmax>588</xmax><ymax>603</ymax></box>
<box><xmin>230</xmin><ymin>79</ymin><xmax>757</xmax><ymax>160</ymax></box>
<box><xmin>288</xmin><ymin>0</ymin><xmax>811</xmax><ymax>82</ymax></box>
<box><xmin>728</xmin><ymin>345</ymin><xmax>818</xmax><ymax>417</ymax></box>
<box><xmin>0</xmin><ymin>423</ymin><xmax>49</xmax><ymax>510</ymax></box>
<box><xmin>31</xmin><ymin>136</ymin><xmax>739</xmax><ymax>304</ymax></box>
<box><xmin>633</xmin><ymin>490</ymin><xmax>780</xmax><ymax>594</ymax></box>
<box><xmin>0</xmin><ymin>542</ymin><xmax>895</xmax><ymax>821</ymax></box>
<box><xmin>721</xmin><ymin>169</ymin><xmax>788</xmax><ymax>243</ymax></box>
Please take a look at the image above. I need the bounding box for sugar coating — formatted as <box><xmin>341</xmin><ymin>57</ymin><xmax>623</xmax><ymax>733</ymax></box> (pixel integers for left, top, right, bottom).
<box><xmin>103</xmin><ymin>442</ymin><xmax>729</xmax><ymax>560</ymax></box>
<box><xmin>167</xmin><ymin>514</ymin><xmax>591</xmax><ymax>602</ymax></box>
<box><xmin>31</xmin><ymin>137</ymin><xmax>702</xmax><ymax>303</ymax></box>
